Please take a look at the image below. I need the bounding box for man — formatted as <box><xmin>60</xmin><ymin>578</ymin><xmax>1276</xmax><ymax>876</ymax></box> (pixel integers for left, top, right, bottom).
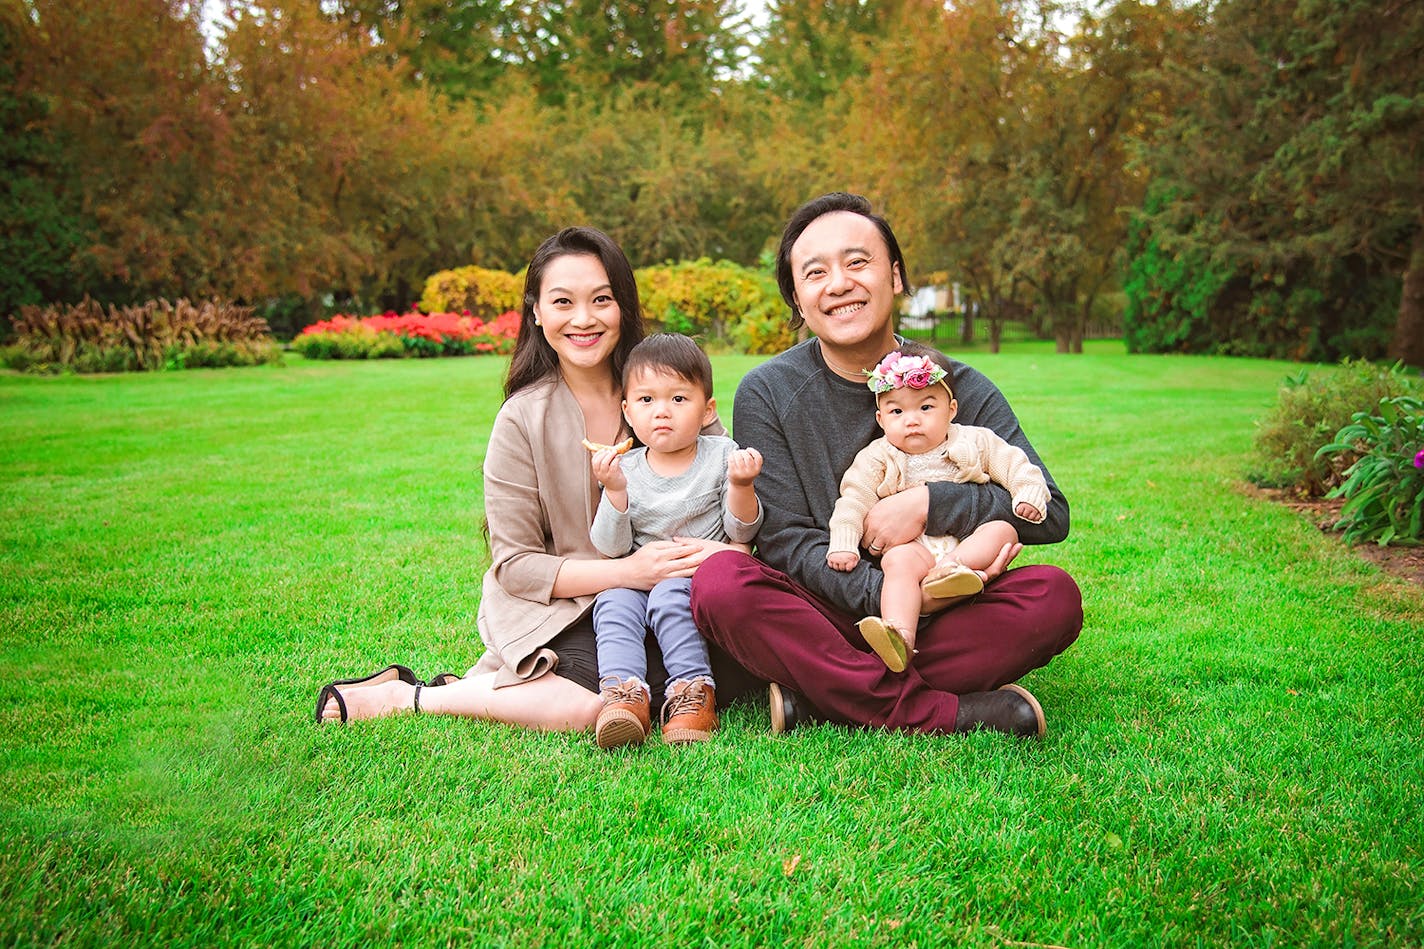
<box><xmin>689</xmin><ymin>193</ymin><xmax>1082</xmax><ymax>736</ymax></box>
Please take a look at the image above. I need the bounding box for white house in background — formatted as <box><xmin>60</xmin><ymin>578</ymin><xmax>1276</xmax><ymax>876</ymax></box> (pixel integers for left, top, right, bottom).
<box><xmin>900</xmin><ymin>282</ymin><xmax>960</xmax><ymax>329</ymax></box>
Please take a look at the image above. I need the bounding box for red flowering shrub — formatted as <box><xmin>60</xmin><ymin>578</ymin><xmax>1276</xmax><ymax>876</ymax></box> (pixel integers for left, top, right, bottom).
<box><xmin>292</xmin><ymin>308</ymin><xmax>520</xmax><ymax>359</ymax></box>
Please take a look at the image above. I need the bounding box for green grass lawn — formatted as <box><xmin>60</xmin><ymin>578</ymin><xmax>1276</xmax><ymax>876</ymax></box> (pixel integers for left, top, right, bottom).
<box><xmin>2</xmin><ymin>345</ymin><xmax>1420</xmax><ymax>947</ymax></box>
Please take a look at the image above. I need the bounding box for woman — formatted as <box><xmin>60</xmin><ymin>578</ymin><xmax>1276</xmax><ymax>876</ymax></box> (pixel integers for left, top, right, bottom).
<box><xmin>316</xmin><ymin>226</ymin><xmax>751</xmax><ymax>728</ymax></box>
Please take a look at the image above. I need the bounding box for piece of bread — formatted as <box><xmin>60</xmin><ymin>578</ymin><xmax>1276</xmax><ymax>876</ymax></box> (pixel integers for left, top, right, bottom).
<box><xmin>581</xmin><ymin>437</ymin><xmax>634</xmax><ymax>455</ymax></box>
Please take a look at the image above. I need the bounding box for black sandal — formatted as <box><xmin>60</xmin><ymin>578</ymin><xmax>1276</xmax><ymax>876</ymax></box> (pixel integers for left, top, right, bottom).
<box><xmin>332</xmin><ymin>664</ymin><xmax>421</xmax><ymax>688</ymax></box>
<box><xmin>427</xmin><ymin>672</ymin><xmax>463</xmax><ymax>687</ymax></box>
<box><xmin>313</xmin><ymin>664</ymin><xmax>423</xmax><ymax>723</ymax></box>
<box><xmin>315</xmin><ymin>680</ymin><xmax>423</xmax><ymax>723</ymax></box>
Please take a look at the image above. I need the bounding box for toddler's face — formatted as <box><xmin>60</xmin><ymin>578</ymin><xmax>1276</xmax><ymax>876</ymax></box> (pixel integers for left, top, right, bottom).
<box><xmin>875</xmin><ymin>384</ymin><xmax>955</xmax><ymax>454</ymax></box>
<box><xmin>622</xmin><ymin>367</ymin><xmax>715</xmax><ymax>457</ymax></box>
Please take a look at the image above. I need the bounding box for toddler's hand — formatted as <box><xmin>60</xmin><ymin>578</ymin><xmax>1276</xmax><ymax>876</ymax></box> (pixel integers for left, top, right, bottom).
<box><xmin>727</xmin><ymin>447</ymin><xmax>763</xmax><ymax>486</ymax></box>
<box><xmin>827</xmin><ymin>551</ymin><xmax>860</xmax><ymax>572</ymax></box>
<box><xmin>592</xmin><ymin>449</ymin><xmax>627</xmax><ymax>492</ymax></box>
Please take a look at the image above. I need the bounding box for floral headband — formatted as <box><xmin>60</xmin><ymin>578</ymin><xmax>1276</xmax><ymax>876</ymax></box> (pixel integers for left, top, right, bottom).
<box><xmin>865</xmin><ymin>351</ymin><xmax>949</xmax><ymax>395</ymax></box>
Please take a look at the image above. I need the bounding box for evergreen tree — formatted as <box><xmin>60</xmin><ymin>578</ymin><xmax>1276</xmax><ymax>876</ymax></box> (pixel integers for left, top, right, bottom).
<box><xmin>1127</xmin><ymin>0</ymin><xmax>1423</xmax><ymax>364</ymax></box>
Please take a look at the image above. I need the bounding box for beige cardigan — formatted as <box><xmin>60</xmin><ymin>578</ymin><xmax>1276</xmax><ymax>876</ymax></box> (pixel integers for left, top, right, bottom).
<box><xmin>471</xmin><ymin>372</ymin><xmax>723</xmax><ymax>687</ymax></box>
<box><xmin>827</xmin><ymin>425</ymin><xmax>1051</xmax><ymax>557</ymax></box>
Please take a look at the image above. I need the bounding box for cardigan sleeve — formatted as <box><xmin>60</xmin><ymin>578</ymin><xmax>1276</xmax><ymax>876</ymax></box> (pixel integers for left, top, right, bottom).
<box><xmin>923</xmin><ymin>362</ymin><xmax>1069</xmax><ymax>545</ymax></box>
<box><xmin>827</xmin><ymin>442</ymin><xmax>890</xmax><ymax>556</ymax></box>
<box><xmin>974</xmin><ymin>427</ymin><xmax>1051</xmax><ymax>522</ymax></box>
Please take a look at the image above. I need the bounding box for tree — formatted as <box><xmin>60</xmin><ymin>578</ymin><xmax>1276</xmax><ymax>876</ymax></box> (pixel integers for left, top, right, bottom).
<box><xmin>1128</xmin><ymin>0</ymin><xmax>1424</xmax><ymax>365</ymax></box>
<box><xmin>16</xmin><ymin>0</ymin><xmax>228</xmax><ymax>302</ymax></box>
<box><xmin>323</xmin><ymin>0</ymin><xmax>522</xmax><ymax>99</ymax></box>
<box><xmin>851</xmin><ymin>0</ymin><xmax>1186</xmax><ymax>351</ymax></box>
<box><xmin>204</xmin><ymin>1</ymin><xmax>502</xmax><ymax>309</ymax></box>
<box><xmin>0</xmin><ymin>4</ymin><xmax>92</xmax><ymax>323</ymax></box>
<box><xmin>502</xmin><ymin>0</ymin><xmax>746</xmax><ymax>109</ymax></box>
<box><xmin>755</xmin><ymin>0</ymin><xmax>898</xmax><ymax>106</ymax></box>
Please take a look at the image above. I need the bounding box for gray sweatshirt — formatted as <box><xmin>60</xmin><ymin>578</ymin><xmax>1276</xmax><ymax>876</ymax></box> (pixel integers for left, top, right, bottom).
<box><xmin>731</xmin><ymin>338</ymin><xmax>1069</xmax><ymax>618</ymax></box>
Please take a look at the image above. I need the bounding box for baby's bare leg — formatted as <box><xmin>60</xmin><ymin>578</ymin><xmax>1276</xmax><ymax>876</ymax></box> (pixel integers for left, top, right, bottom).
<box><xmin>947</xmin><ymin>520</ymin><xmax>1021</xmax><ymax>575</ymax></box>
<box><xmin>879</xmin><ymin>542</ymin><xmax>937</xmax><ymax>652</ymax></box>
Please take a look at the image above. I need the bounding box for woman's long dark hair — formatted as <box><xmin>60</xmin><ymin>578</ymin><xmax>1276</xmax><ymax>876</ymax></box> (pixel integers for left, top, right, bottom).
<box><xmin>503</xmin><ymin>226</ymin><xmax>646</xmax><ymax>400</ymax></box>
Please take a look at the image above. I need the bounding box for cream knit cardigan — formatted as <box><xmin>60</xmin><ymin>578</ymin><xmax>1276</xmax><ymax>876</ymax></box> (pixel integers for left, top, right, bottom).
<box><xmin>827</xmin><ymin>424</ymin><xmax>1052</xmax><ymax>557</ymax></box>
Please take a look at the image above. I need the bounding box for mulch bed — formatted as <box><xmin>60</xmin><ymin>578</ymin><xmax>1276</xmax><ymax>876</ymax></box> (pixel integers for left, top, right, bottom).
<box><xmin>1244</xmin><ymin>485</ymin><xmax>1424</xmax><ymax>588</ymax></box>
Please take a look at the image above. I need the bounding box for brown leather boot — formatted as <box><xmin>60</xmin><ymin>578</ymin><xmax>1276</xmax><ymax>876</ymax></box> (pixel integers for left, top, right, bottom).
<box><xmin>661</xmin><ymin>678</ymin><xmax>718</xmax><ymax>745</ymax></box>
<box><xmin>595</xmin><ymin>676</ymin><xmax>651</xmax><ymax>750</ymax></box>
<box><xmin>769</xmin><ymin>681</ymin><xmax>823</xmax><ymax>734</ymax></box>
<box><xmin>953</xmin><ymin>684</ymin><xmax>1046</xmax><ymax>738</ymax></box>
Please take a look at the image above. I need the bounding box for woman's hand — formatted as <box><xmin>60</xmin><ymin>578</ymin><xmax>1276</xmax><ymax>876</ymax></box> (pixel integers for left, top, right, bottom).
<box><xmin>918</xmin><ymin>540</ymin><xmax>1022</xmax><ymax>614</ymax></box>
<box><xmin>618</xmin><ymin>540</ymin><xmax>705</xmax><ymax>590</ymax></box>
<box><xmin>862</xmin><ymin>485</ymin><xmax>929</xmax><ymax>554</ymax></box>
<box><xmin>556</xmin><ymin>538</ymin><xmax>745</xmax><ymax>598</ymax></box>
<box><xmin>673</xmin><ymin>536</ymin><xmax>751</xmax><ymax>561</ymax></box>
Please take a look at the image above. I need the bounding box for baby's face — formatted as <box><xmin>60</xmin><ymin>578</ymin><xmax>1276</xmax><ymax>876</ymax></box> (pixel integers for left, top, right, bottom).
<box><xmin>875</xmin><ymin>384</ymin><xmax>955</xmax><ymax>454</ymax></box>
<box><xmin>622</xmin><ymin>367</ymin><xmax>714</xmax><ymax>458</ymax></box>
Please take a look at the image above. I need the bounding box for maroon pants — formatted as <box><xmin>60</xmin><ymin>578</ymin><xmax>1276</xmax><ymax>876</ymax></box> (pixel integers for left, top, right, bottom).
<box><xmin>690</xmin><ymin>550</ymin><xmax>1083</xmax><ymax>733</ymax></box>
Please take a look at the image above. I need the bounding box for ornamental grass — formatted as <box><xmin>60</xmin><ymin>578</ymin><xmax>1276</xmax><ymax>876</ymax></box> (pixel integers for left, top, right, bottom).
<box><xmin>2</xmin><ymin>297</ymin><xmax>282</xmax><ymax>373</ymax></box>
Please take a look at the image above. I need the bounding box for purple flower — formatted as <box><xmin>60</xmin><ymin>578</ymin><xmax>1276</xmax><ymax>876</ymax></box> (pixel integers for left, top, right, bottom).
<box><xmin>1415</xmin><ymin>449</ymin><xmax>1424</xmax><ymax>470</ymax></box>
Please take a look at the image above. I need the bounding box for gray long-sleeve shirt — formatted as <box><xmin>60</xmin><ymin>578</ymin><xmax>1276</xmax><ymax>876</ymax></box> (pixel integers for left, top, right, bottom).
<box><xmin>731</xmin><ymin>338</ymin><xmax>1069</xmax><ymax>618</ymax></box>
<box><xmin>590</xmin><ymin>435</ymin><xmax>763</xmax><ymax>557</ymax></box>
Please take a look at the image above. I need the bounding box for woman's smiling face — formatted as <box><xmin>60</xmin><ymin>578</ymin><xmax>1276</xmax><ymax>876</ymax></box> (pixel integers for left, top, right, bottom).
<box><xmin>532</xmin><ymin>253</ymin><xmax>622</xmax><ymax>374</ymax></box>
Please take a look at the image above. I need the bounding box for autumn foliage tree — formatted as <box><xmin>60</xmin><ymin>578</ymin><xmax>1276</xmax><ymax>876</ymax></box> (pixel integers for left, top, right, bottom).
<box><xmin>0</xmin><ymin>4</ymin><xmax>89</xmax><ymax>323</ymax></box>
<box><xmin>847</xmin><ymin>0</ymin><xmax>1190</xmax><ymax>352</ymax></box>
<box><xmin>11</xmin><ymin>0</ymin><xmax>227</xmax><ymax>303</ymax></box>
<box><xmin>4</xmin><ymin>0</ymin><xmax>1419</xmax><ymax>363</ymax></box>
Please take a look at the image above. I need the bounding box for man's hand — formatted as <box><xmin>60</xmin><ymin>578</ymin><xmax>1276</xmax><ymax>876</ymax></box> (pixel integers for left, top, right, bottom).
<box><xmin>919</xmin><ymin>540</ymin><xmax>1022</xmax><ymax>613</ymax></box>
<box><xmin>862</xmin><ymin>484</ymin><xmax>929</xmax><ymax>553</ymax></box>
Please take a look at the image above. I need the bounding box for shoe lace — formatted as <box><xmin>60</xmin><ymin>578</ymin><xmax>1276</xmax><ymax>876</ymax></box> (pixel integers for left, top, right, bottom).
<box><xmin>600</xmin><ymin>678</ymin><xmax>647</xmax><ymax>706</ymax></box>
<box><xmin>660</xmin><ymin>682</ymin><xmax>708</xmax><ymax>724</ymax></box>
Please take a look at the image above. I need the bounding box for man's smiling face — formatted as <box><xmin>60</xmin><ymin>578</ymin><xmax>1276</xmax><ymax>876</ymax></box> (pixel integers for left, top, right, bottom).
<box><xmin>789</xmin><ymin>210</ymin><xmax>903</xmax><ymax>356</ymax></box>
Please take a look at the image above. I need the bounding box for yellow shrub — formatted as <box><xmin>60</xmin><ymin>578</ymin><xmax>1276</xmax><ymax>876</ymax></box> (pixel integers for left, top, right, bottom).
<box><xmin>419</xmin><ymin>265</ymin><xmax>523</xmax><ymax>320</ymax></box>
<box><xmin>635</xmin><ymin>259</ymin><xmax>792</xmax><ymax>355</ymax></box>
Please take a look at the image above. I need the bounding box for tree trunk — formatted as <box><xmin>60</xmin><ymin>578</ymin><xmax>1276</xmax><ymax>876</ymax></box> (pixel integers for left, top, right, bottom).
<box><xmin>1391</xmin><ymin>224</ymin><xmax>1424</xmax><ymax>370</ymax></box>
<box><xmin>1073</xmin><ymin>297</ymin><xmax>1094</xmax><ymax>353</ymax></box>
<box><xmin>1047</xmin><ymin>294</ymin><xmax>1077</xmax><ymax>353</ymax></box>
<box><xmin>1053</xmin><ymin>304</ymin><xmax>1072</xmax><ymax>352</ymax></box>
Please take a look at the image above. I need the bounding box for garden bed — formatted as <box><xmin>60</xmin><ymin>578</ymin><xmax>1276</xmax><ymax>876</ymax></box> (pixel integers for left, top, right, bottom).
<box><xmin>1245</xmin><ymin>485</ymin><xmax>1424</xmax><ymax>587</ymax></box>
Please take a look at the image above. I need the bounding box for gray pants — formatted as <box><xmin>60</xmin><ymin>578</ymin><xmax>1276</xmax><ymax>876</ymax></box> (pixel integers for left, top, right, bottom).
<box><xmin>593</xmin><ymin>578</ymin><xmax>714</xmax><ymax>689</ymax></box>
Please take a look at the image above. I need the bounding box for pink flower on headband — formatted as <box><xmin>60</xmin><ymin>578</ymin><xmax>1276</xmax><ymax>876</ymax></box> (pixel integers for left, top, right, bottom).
<box><xmin>866</xmin><ymin>351</ymin><xmax>947</xmax><ymax>394</ymax></box>
<box><xmin>903</xmin><ymin>364</ymin><xmax>935</xmax><ymax>388</ymax></box>
<box><xmin>1415</xmin><ymin>449</ymin><xmax>1424</xmax><ymax>470</ymax></box>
